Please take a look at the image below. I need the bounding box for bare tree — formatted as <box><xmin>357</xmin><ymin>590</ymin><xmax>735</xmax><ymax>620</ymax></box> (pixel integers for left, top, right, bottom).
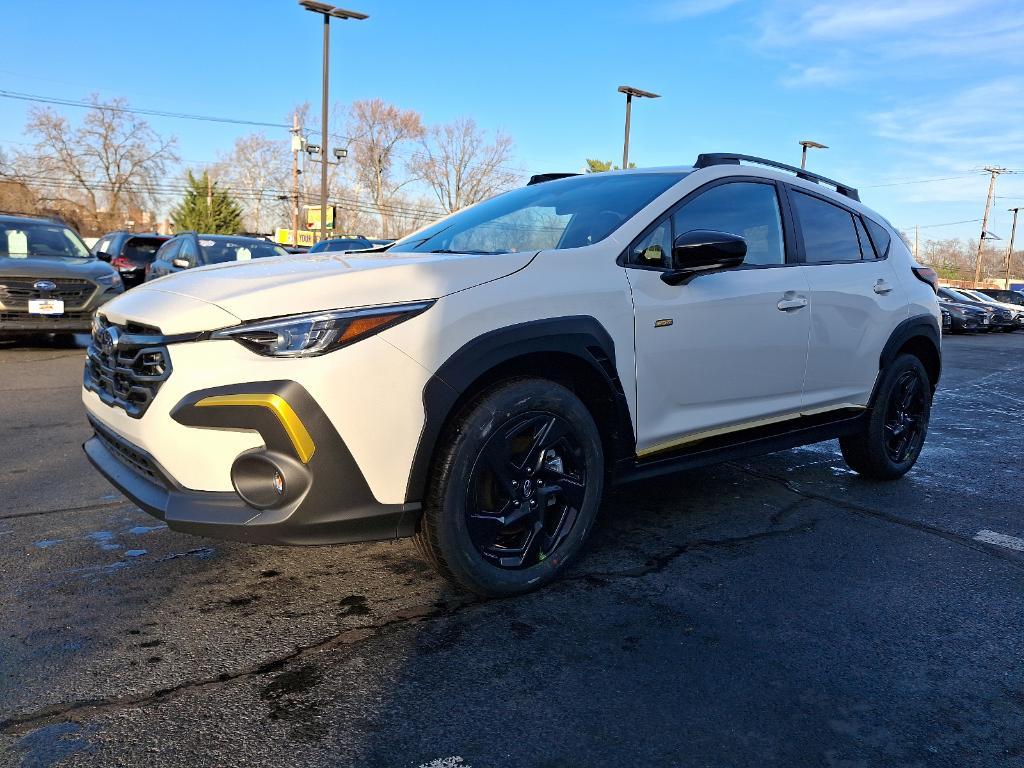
<box><xmin>214</xmin><ymin>132</ymin><xmax>290</xmax><ymax>234</ymax></box>
<box><xmin>346</xmin><ymin>98</ymin><xmax>424</xmax><ymax>238</ymax></box>
<box><xmin>12</xmin><ymin>95</ymin><xmax>178</xmax><ymax>229</ymax></box>
<box><xmin>412</xmin><ymin>118</ymin><xmax>519</xmax><ymax>213</ymax></box>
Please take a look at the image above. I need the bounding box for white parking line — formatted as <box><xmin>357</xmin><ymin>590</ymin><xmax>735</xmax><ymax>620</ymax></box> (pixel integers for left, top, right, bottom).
<box><xmin>974</xmin><ymin>529</ymin><xmax>1024</xmax><ymax>552</ymax></box>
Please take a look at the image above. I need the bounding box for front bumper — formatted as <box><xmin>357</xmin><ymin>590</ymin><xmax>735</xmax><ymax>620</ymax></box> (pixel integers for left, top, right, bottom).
<box><xmin>84</xmin><ymin>381</ymin><xmax>421</xmax><ymax>545</ymax></box>
<box><xmin>0</xmin><ymin>289</ymin><xmax>118</xmax><ymax>333</ymax></box>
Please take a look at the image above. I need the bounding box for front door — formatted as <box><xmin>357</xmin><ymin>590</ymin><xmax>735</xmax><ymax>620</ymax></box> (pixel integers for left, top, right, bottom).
<box><xmin>625</xmin><ymin>179</ymin><xmax>811</xmax><ymax>457</ymax></box>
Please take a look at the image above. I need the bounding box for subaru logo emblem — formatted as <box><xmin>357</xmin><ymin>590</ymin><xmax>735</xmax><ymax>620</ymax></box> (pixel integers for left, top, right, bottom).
<box><xmin>34</xmin><ymin>280</ymin><xmax>57</xmax><ymax>292</ymax></box>
<box><xmin>99</xmin><ymin>326</ymin><xmax>120</xmax><ymax>356</ymax></box>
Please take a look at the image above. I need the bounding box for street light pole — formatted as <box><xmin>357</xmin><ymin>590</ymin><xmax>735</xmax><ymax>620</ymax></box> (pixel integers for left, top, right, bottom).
<box><xmin>617</xmin><ymin>86</ymin><xmax>659</xmax><ymax>170</ymax></box>
<box><xmin>299</xmin><ymin>1</ymin><xmax>367</xmax><ymax>244</ymax></box>
<box><xmin>799</xmin><ymin>140</ymin><xmax>828</xmax><ymax>170</ymax></box>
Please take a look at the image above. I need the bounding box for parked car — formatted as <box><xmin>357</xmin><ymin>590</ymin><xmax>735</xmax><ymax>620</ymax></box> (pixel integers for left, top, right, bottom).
<box><xmin>308</xmin><ymin>237</ymin><xmax>374</xmax><ymax>253</ymax></box>
<box><xmin>83</xmin><ymin>153</ymin><xmax>941</xmax><ymax>597</ymax></box>
<box><xmin>366</xmin><ymin>239</ymin><xmax>395</xmax><ymax>248</ymax></box>
<box><xmin>0</xmin><ymin>214</ymin><xmax>123</xmax><ymax>338</ymax></box>
<box><xmin>978</xmin><ymin>288</ymin><xmax>1024</xmax><ymax>307</ymax></box>
<box><xmin>147</xmin><ymin>233</ymin><xmax>289</xmax><ymax>279</ymax></box>
<box><xmin>937</xmin><ymin>287</ymin><xmax>1011</xmax><ymax>331</ymax></box>
<box><xmin>956</xmin><ymin>288</ymin><xmax>1023</xmax><ymax>330</ymax></box>
<box><xmin>92</xmin><ymin>232</ymin><xmax>170</xmax><ymax>289</ymax></box>
<box><xmin>938</xmin><ymin>298</ymin><xmax>987</xmax><ymax>333</ymax></box>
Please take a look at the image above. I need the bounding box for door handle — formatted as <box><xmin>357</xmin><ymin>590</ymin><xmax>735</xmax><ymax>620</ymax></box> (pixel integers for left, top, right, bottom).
<box><xmin>777</xmin><ymin>293</ymin><xmax>808</xmax><ymax>311</ymax></box>
<box><xmin>873</xmin><ymin>279</ymin><xmax>893</xmax><ymax>295</ymax></box>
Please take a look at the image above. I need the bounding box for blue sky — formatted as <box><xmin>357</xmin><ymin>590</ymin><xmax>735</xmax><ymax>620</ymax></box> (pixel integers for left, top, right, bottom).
<box><xmin>2</xmin><ymin>0</ymin><xmax>1023</xmax><ymax>241</ymax></box>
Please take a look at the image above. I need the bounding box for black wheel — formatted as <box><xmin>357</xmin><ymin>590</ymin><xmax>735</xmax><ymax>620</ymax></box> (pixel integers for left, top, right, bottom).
<box><xmin>415</xmin><ymin>378</ymin><xmax>604</xmax><ymax>597</ymax></box>
<box><xmin>840</xmin><ymin>354</ymin><xmax>932</xmax><ymax>480</ymax></box>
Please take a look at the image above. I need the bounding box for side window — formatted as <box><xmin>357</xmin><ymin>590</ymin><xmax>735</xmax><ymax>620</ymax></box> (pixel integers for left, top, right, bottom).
<box><xmin>157</xmin><ymin>238</ymin><xmax>181</xmax><ymax>262</ymax></box>
<box><xmin>671</xmin><ymin>182</ymin><xmax>786</xmax><ymax>266</ymax></box>
<box><xmin>630</xmin><ymin>218</ymin><xmax>672</xmax><ymax>268</ymax></box>
<box><xmin>854</xmin><ymin>216</ymin><xmax>875</xmax><ymax>259</ymax></box>
<box><xmin>178</xmin><ymin>239</ymin><xmax>198</xmax><ymax>265</ymax></box>
<box><xmin>94</xmin><ymin>237</ymin><xmax>111</xmax><ymax>255</ymax></box>
<box><xmin>791</xmin><ymin>191</ymin><xmax>862</xmax><ymax>263</ymax></box>
<box><xmin>863</xmin><ymin>217</ymin><xmax>892</xmax><ymax>259</ymax></box>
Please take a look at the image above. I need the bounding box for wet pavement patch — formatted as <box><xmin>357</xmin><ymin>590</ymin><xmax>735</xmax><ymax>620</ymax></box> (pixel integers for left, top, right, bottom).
<box><xmin>339</xmin><ymin>594</ymin><xmax>370</xmax><ymax>616</ymax></box>
<box><xmin>32</xmin><ymin>540</ymin><xmax>61</xmax><ymax>549</ymax></box>
<box><xmin>14</xmin><ymin>722</ymin><xmax>94</xmax><ymax>767</ymax></box>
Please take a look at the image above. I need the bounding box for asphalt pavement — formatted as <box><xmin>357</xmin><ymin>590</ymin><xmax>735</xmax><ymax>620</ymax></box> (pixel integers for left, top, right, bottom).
<box><xmin>1</xmin><ymin>331</ymin><xmax>1022</xmax><ymax>768</ymax></box>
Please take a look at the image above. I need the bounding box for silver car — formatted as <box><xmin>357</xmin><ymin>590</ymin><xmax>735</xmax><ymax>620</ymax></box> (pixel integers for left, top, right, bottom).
<box><xmin>0</xmin><ymin>215</ymin><xmax>123</xmax><ymax>338</ymax></box>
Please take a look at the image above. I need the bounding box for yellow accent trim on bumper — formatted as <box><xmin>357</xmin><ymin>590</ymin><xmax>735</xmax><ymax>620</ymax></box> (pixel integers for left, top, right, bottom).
<box><xmin>195</xmin><ymin>394</ymin><xmax>316</xmax><ymax>463</ymax></box>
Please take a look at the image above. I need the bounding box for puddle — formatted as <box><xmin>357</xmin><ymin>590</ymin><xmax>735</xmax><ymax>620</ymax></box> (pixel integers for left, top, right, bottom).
<box><xmin>127</xmin><ymin>524</ymin><xmax>167</xmax><ymax>535</ymax></box>
<box><xmin>33</xmin><ymin>539</ymin><xmax>62</xmax><ymax>549</ymax></box>
<box><xmin>123</xmin><ymin>549</ymin><xmax>148</xmax><ymax>558</ymax></box>
<box><xmin>15</xmin><ymin>721</ymin><xmax>95</xmax><ymax>766</ymax></box>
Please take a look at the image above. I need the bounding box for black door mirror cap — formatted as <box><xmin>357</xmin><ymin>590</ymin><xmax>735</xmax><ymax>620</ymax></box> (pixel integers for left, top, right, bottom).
<box><xmin>96</xmin><ymin>251</ymin><xmax>113</xmax><ymax>263</ymax></box>
<box><xmin>662</xmin><ymin>230</ymin><xmax>747</xmax><ymax>285</ymax></box>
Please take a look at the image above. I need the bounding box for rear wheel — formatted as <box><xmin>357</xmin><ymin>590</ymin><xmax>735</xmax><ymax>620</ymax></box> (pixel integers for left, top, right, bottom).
<box><xmin>415</xmin><ymin>378</ymin><xmax>604</xmax><ymax>597</ymax></box>
<box><xmin>840</xmin><ymin>354</ymin><xmax>932</xmax><ymax>480</ymax></box>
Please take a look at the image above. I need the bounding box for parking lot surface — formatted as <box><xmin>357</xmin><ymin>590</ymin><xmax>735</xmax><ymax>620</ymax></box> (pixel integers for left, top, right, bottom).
<box><xmin>1</xmin><ymin>333</ymin><xmax>1023</xmax><ymax>768</ymax></box>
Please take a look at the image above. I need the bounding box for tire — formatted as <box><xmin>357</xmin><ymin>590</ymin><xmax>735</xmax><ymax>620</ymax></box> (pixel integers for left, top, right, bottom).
<box><xmin>414</xmin><ymin>378</ymin><xmax>604</xmax><ymax>597</ymax></box>
<box><xmin>840</xmin><ymin>354</ymin><xmax>932</xmax><ymax>480</ymax></box>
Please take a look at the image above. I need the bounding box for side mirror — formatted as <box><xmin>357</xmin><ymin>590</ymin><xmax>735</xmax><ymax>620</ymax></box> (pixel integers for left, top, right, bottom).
<box><xmin>96</xmin><ymin>251</ymin><xmax>113</xmax><ymax>263</ymax></box>
<box><xmin>662</xmin><ymin>230</ymin><xmax>747</xmax><ymax>286</ymax></box>
<box><xmin>171</xmin><ymin>258</ymin><xmax>191</xmax><ymax>269</ymax></box>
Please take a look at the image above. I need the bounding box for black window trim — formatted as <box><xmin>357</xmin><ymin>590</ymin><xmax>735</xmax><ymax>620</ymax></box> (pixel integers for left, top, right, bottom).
<box><xmin>781</xmin><ymin>183</ymin><xmax>890</xmax><ymax>265</ymax></box>
<box><xmin>619</xmin><ymin>175</ymin><xmax>799</xmax><ymax>273</ymax></box>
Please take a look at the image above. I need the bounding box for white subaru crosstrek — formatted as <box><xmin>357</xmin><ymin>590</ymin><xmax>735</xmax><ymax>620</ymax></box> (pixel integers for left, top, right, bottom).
<box><xmin>83</xmin><ymin>154</ymin><xmax>942</xmax><ymax>596</ymax></box>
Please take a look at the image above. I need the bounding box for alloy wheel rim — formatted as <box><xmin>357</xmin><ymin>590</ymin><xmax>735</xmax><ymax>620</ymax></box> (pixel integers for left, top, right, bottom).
<box><xmin>883</xmin><ymin>371</ymin><xmax>927</xmax><ymax>464</ymax></box>
<box><xmin>466</xmin><ymin>411</ymin><xmax>588</xmax><ymax>569</ymax></box>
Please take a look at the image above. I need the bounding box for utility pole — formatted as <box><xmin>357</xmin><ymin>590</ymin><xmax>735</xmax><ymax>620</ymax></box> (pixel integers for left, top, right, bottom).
<box><xmin>291</xmin><ymin>112</ymin><xmax>301</xmax><ymax>248</ymax></box>
<box><xmin>1005</xmin><ymin>207</ymin><xmax>1021</xmax><ymax>288</ymax></box>
<box><xmin>206</xmin><ymin>173</ymin><xmax>213</xmax><ymax>208</ymax></box>
<box><xmin>914</xmin><ymin>225</ymin><xmax>920</xmax><ymax>261</ymax></box>
<box><xmin>974</xmin><ymin>166</ymin><xmax>1005</xmax><ymax>286</ymax></box>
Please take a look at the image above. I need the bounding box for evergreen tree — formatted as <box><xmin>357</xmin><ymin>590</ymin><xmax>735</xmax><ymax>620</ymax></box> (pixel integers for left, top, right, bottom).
<box><xmin>171</xmin><ymin>170</ymin><xmax>242</xmax><ymax>233</ymax></box>
<box><xmin>584</xmin><ymin>159</ymin><xmax>636</xmax><ymax>173</ymax></box>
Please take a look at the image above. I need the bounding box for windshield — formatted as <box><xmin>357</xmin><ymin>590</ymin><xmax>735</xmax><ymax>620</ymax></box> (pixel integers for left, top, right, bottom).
<box><xmin>390</xmin><ymin>172</ymin><xmax>687</xmax><ymax>255</ymax></box>
<box><xmin>0</xmin><ymin>221</ymin><xmax>91</xmax><ymax>259</ymax></box>
<box><xmin>198</xmin><ymin>238</ymin><xmax>288</xmax><ymax>264</ymax></box>
<box><xmin>943</xmin><ymin>288</ymin><xmax>979</xmax><ymax>303</ymax></box>
<box><xmin>123</xmin><ymin>237</ymin><xmax>167</xmax><ymax>265</ymax></box>
<box><xmin>309</xmin><ymin>238</ymin><xmax>372</xmax><ymax>253</ymax></box>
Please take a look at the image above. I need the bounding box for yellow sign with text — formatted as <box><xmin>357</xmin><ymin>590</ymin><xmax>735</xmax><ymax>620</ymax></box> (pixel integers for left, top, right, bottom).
<box><xmin>305</xmin><ymin>205</ymin><xmax>335</xmax><ymax>230</ymax></box>
<box><xmin>274</xmin><ymin>228</ymin><xmax>317</xmax><ymax>247</ymax></box>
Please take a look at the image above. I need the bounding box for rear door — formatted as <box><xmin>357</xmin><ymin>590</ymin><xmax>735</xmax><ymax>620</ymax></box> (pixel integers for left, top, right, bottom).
<box><xmin>626</xmin><ymin>178</ymin><xmax>812</xmax><ymax>456</ymax></box>
<box><xmin>789</xmin><ymin>187</ymin><xmax>908</xmax><ymax>410</ymax></box>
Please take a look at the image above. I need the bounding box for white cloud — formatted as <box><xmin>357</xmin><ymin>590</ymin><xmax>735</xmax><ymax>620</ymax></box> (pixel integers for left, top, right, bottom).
<box><xmin>781</xmin><ymin>65</ymin><xmax>847</xmax><ymax>88</ymax></box>
<box><xmin>800</xmin><ymin>1</ymin><xmax>974</xmax><ymax>40</ymax></box>
<box><xmin>657</xmin><ymin>0</ymin><xmax>744</xmax><ymax>19</ymax></box>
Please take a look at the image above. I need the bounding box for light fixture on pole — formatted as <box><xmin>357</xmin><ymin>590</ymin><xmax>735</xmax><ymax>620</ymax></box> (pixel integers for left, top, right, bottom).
<box><xmin>799</xmin><ymin>140</ymin><xmax>828</xmax><ymax>170</ymax></box>
<box><xmin>618</xmin><ymin>85</ymin><xmax>660</xmax><ymax>170</ymax></box>
<box><xmin>298</xmin><ymin>1</ymin><xmax>367</xmax><ymax>243</ymax></box>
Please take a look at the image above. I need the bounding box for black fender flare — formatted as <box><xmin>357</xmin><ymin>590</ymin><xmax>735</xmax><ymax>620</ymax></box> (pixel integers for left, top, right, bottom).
<box><xmin>404</xmin><ymin>316</ymin><xmax>633</xmax><ymax>503</ymax></box>
<box><xmin>876</xmin><ymin>314</ymin><xmax>942</xmax><ymax>394</ymax></box>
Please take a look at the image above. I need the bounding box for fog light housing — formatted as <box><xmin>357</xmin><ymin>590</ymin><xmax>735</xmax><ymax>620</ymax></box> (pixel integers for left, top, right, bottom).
<box><xmin>230</xmin><ymin>451</ymin><xmax>309</xmax><ymax>510</ymax></box>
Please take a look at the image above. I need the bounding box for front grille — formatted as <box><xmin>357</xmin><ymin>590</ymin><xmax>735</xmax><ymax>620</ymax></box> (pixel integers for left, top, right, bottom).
<box><xmin>84</xmin><ymin>318</ymin><xmax>172</xmax><ymax>418</ymax></box>
<box><xmin>0</xmin><ymin>277</ymin><xmax>96</xmax><ymax>309</ymax></box>
<box><xmin>90</xmin><ymin>418</ymin><xmax>162</xmax><ymax>484</ymax></box>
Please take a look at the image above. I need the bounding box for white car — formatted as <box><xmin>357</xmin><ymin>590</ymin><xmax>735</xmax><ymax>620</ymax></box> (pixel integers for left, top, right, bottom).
<box><xmin>83</xmin><ymin>153</ymin><xmax>942</xmax><ymax>596</ymax></box>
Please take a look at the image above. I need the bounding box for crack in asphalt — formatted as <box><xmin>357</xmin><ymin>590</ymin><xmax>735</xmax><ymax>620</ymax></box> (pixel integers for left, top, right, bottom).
<box><xmin>0</xmin><ymin>499</ymin><xmax>132</xmax><ymax>521</ymax></box>
<box><xmin>735</xmin><ymin>464</ymin><xmax>1024</xmax><ymax>571</ymax></box>
<box><xmin>0</xmin><ymin>523</ymin><xmax>812</xmax><ymax>736</ymax></box>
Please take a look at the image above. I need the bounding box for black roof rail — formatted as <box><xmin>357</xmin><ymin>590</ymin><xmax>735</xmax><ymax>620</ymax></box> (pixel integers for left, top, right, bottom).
<box><xmin>694</xmin><ymin>153</ymin><xmax>860</xmax><ymax>202</ymax></box>
<box><xmin>527</xmin><ymin>172</ymin><xmax>580</xmax><ymax>186</ymax></box>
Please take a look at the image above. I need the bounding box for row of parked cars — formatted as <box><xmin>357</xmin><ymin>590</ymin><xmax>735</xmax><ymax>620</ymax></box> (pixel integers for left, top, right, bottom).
<box><xmin>0</xmin><ymin>212</ymin><xmax>392</xmax><ymax>338</ymax></box>
<box><xmin>938</xmin><ymin>286</ymin><xmax>1024</xmax><ymax>334</ymax></box>
<box><xmin>92</xmin><ymin>230</ymin><xmax>391</xmax><ymax>289</ymax></box>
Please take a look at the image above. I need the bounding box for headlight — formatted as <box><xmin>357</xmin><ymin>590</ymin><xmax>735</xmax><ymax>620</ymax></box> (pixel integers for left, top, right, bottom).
<box><xmin>211</xmin><ymin>301</ymin><xmax>433</xmax><ymax>358</ymax></box>
<box><xmin>96</xmin><ymin>272</ymin><xmax>121</xmax><ymax>288</ymax></box>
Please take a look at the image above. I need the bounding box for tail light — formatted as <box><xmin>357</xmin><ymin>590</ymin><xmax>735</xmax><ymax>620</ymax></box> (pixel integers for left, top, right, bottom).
<box><xmin>111</xmin><ymin>256</ymin><xmax>134</xmax><ymax>271</ymax></box>
<box><xmin>912</xmin><ymin>266</ymin><xmax>938</xmax><ymax>293</ymax></box>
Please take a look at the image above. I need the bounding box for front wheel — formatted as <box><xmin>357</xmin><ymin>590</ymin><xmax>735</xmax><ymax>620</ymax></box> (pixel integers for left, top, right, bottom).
<box><xmin>840</xmin><ymin>354</ymin><xmax>932</xmax><ymax>480</ymax></box>
<box><xmin>415</xmin><ymin>378</ymin><xmax>604</xmax><ymax>597</ymax></box>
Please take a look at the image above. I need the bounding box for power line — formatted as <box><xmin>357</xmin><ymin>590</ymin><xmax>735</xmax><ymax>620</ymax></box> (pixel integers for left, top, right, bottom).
<box><xmin>900</xmin><ymin>218</ymin><xmax>983</xmax><ymax>230</ymax></box>
<box><xmin>862</xmin><ymin>174</ymin><xmax>978</xmax><ymax>188</ymax></box>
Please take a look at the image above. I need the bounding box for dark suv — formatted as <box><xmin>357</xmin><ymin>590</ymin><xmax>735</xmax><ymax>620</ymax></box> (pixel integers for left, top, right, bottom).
<box><xmin>92</xmin><ymin>232</ymin><xmax>169</xmax><ymax>289</ymax></box>
<box><xmin>0</xmin><ymin>214</ymin><xmax>123</xmax><ymax>337</ymax></box>
<box><xmin>147</xmin><ymin>233</ymin><xmax>288</xmax><ymax>280</ymax></box>
<box><xmin>978</xmin><ymin>289</ymin><xmax>1024</xmax><ymax>307</ymax></box>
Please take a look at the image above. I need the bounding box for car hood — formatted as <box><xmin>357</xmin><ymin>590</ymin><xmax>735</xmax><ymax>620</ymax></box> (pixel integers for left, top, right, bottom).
<box><xmin>0</xmin><ymin>255</ymin><xmax>114</xmax><ymax>280</ymax></box>
<box><xmin>104</xmin><ymin>249</ymin><xmax>538</xmax><ymax>327</ymax></box>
